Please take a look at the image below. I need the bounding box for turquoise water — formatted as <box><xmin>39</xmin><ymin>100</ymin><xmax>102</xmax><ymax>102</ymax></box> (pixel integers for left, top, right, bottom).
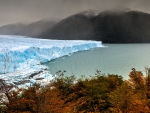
<box><xmin>44</xmin><ymin>44</ymin><xmax>150</xmax><ymax>79</ymax></box>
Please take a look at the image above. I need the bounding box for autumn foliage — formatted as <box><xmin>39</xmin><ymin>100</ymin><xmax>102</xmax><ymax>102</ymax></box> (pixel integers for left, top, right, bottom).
<box><xmin>1</xmin><ymin>69</ymin><xmax>150</xmax><ymax>113</ymax></box>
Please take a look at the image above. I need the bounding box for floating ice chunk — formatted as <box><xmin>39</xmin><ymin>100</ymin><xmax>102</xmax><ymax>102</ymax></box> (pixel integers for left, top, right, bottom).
<box><xmin>30</xmin><ymin>79</ymin><xmax>36</xmax><ymax>83</ymax></box>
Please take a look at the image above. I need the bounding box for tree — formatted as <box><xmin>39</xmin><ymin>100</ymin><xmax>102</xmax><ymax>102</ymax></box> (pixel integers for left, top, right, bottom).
<box><xmin>128</xmin><ymin>68</ymin><xmax>145</xmax><ymax>90</ymax></box>
<box><xmin>109</xmin><ymin>82</ymin><xmax>149</xmax><ymax>113</ymax></box>
<box><xmin>18</xmin><ymin>84</ymin><xmax>47</xmax><ymax>113</ymax></box>
<box><xmin>0</xmin><ymin>79</ymin><xmax>22</xmax><ymax>112</ymax></box>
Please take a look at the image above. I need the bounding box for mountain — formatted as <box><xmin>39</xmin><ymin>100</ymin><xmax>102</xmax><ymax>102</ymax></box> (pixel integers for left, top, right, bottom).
<box><xmin>40</xmin><ymin>10</ymin><xmax>99</xmax><ymax>40</ymax></box>
<box><xmin>40</xmin><ymin>8</ymin><xmax>150</xmax><ymax>43</ymax></box>
<box><xmin>18</xmin><ymin>17</ymin><xmax>61</xmax><ymax>37</ymax></box>
<box><xmin>94</xmin><ymin>7</ymin><xmax>150</xmax><ymax>43</ymax></box>
<box><xmin>0</xmin><ymin>23</ymin><xmax>26</xmax><ymax>35</ymax></box>
<box><xmin>1</xmin><ymin>8</ymin><xmax>150</xmax><ymax>43</ymax></box>
<box><xmin>0</xmin><ymin>17</ymin><xmax>61</xmax><ymax>38</ymax></box>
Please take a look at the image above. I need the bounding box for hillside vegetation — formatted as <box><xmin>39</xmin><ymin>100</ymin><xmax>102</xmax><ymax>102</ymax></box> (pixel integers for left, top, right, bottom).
<box><xmin>1</xmin><ymin>69</ymin><xmax>150</xmax><ymax>113</ymax></box>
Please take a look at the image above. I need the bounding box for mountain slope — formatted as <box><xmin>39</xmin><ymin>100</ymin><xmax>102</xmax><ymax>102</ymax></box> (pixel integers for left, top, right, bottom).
<box><xmin>40</xmin><ymin>10</ymin><xmax>99</xmax><ymax>40</ymax></box>
<box><xmin>94</xmin><ymin>8</ymin><xmax>150</xmax><ymax>43</ymax></box>
<box><xmin>18</xmin><ymin>17</ymin><xmax>61</xmax><ymax>38</ymax></box>
<box><xmin>0</xmin><ymin>23</ymin><xmax>26</xmax><ymax>35</ymax></box>
<box><xmin>40</xmin><ymin>8</ymin><xmax>150</xmax><ymax>43</ymax></box>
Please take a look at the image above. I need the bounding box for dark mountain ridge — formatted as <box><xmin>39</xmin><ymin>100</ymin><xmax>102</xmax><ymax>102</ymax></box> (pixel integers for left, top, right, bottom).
<box><xmin>40</xmin><ymin>10</ymin><xmax>99</xmax><ymax>40</ymax></box>
<box><xmin>0</xmin><ymin>17</ymin><xmax>61</xmax><ymax>38</ymax></box>
<box><xmin>0</xmin><ymin>23</ymin><xmax>26</xmax><ymax>35</ymax></box>
<box><xmin>94</xmin><ymin>8</ymin><xmax>150</xmax><ymax>43</ymax></box>
<box><xmin>17</xmin><ymin>17</ymin><xmax>61</xmax><ymax>37</ymax></box>
<box><xmin>40</xmin><ymin>8</ymin><xmax>150</xmax><ymax>43</ymax></box>
<box><xmin>1</xmin><ymin>8</ymin><xmax>150</xmax><ymax>43</ymax></box>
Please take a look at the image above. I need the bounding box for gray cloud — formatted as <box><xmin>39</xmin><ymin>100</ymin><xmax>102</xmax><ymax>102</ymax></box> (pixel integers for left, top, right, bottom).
<box><xmin>0</xmin><ymin>0</ymin><xmax>150</xmax><ymax>26</ymax></box>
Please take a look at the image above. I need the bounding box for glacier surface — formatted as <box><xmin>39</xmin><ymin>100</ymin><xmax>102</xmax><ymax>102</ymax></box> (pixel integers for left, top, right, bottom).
<box><xmin>0</xmin><ymin>35</ymin><xmax>103</xmax><ymax>86</ymax></box>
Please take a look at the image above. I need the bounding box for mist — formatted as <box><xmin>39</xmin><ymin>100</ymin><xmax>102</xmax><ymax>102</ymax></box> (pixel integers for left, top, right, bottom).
<box><xmin>0</xmin><ymin>0</ymin><xmax>150</xmax><ymax>26</ymax></box>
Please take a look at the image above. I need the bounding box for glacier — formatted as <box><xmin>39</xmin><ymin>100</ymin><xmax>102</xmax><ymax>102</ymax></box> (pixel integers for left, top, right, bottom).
<box><xmin>0</xmin><ymin>35</ymin><xmax>104</xmax><ymax>86</ymax></box>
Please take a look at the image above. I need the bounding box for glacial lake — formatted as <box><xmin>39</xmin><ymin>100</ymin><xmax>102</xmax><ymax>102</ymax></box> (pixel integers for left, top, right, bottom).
<box><xmin>44</xmin><ymin>44</ymin><xmax>150</xmax><ymax>80</ymax></box>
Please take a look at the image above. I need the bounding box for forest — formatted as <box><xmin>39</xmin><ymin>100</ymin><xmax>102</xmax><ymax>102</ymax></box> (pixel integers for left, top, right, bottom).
<box><xmin>1</xmin><ymin>68</ymin><xmax>150</xmax><ymax>113</ymax></box>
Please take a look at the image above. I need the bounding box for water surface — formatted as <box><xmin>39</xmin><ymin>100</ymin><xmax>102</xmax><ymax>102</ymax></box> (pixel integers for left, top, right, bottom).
<box><xmin>44</xmin><ymin>44</ymin><xmax>150</xmax><ymax>79</ymax></box>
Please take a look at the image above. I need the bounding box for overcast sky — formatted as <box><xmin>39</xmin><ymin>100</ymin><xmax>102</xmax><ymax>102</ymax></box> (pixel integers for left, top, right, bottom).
<box><xmin>0</xmin><ymin>0</ymin><xmax>150</xmax><ymax>26</ymax></box>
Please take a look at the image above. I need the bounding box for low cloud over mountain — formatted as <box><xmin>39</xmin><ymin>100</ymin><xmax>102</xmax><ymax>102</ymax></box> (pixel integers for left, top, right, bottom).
<box><xmin>1</xmin><ymin>7</ymin><xmax>150</xmax><ymax>43</ymax></box>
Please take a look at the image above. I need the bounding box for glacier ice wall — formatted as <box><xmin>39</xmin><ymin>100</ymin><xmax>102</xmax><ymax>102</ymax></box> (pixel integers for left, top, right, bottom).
<box><xmin>0</xmin><ymin>35</ymin><xmax>103</xmax><ymax>74</ymax></box>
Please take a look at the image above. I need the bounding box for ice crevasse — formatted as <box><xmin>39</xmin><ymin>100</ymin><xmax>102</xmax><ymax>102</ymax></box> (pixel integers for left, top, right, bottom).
<box><xmin>0</xmin><ymin>35</ymin><xmax>104</xmax><ymax>85</ymax></box>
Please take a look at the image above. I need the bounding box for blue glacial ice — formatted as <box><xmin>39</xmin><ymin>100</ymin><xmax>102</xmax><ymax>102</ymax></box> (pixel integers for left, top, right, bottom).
<box><xmin>0</xmin><ymin>35</ymin><xmax>104</xmax><ymax>86</ymax></box>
